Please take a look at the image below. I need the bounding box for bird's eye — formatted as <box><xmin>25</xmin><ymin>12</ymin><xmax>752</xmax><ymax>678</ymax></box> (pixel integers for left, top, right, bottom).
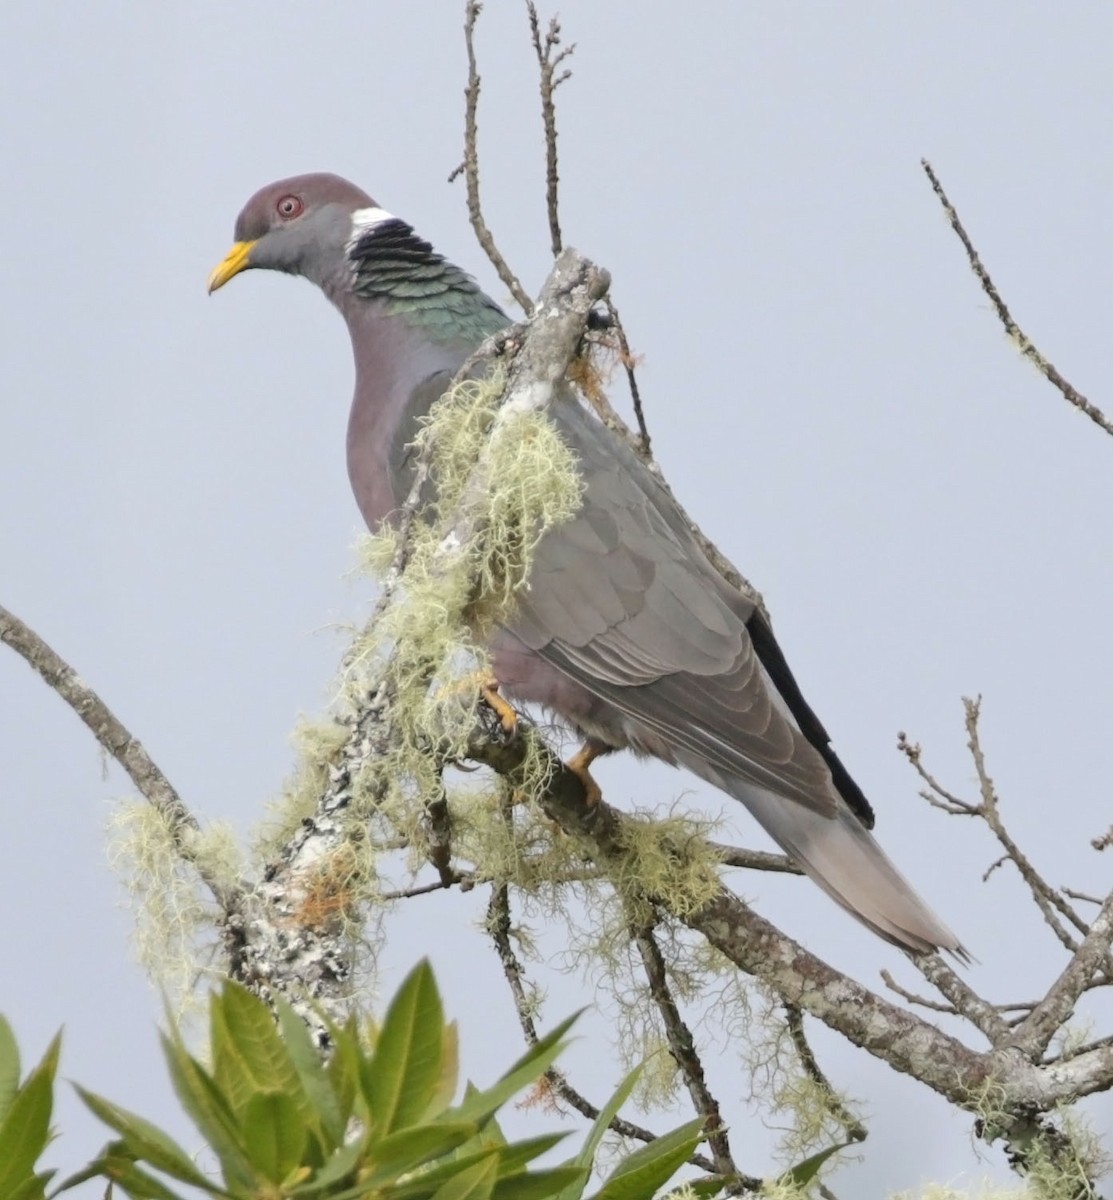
<box><xmin>276</xmin><ymin>195</ymin><xmax>304</xmax><ymax>219</ymax></box>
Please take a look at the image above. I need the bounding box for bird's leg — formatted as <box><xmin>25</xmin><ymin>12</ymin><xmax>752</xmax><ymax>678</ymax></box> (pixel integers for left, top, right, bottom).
<box><xmin>477</xmin><ymin>675</ymin><xmax>519</xmax><ymax>740</ymax></box>
<box><xmin>565</xmin><ymin>737</ymin><xmax>611</xmax><ymax>808</ymax></box>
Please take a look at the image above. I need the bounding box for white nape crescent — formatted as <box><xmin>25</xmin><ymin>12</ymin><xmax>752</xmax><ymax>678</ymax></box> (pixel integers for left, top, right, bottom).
<box><xmin>348</xmin><ymin>206</ymin><xmax>397</xmax><ymax>246</ymax></box>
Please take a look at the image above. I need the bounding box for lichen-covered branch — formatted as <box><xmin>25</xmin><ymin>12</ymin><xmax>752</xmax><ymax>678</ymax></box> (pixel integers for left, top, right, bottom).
<box><xmin>630</xmin><ymin>910</ymin><xmax>739</xmax><ymax>1179</ymax></box>
<box><xmin>0</xmin><ymin>602</ymin><xmax>241</xmax><ymax>918</ymax></box>
<box><xmin>782</xmin><ymin>1004</ymin><xmax>867</xmax><ymax>1144</ymax></box>
<box><xmin>484</xmin><ymin>872</ymin><xmax>727</xmax><ymax>1178</ymax></box>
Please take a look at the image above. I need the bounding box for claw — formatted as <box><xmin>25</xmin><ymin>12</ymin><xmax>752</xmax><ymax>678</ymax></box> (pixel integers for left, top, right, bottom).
<box><xmin>478</xmin><ymin>676</ymin><xmax>518</xmax><ymax>740</ymax></box>
<box><xmin>565</xmin><ymin>739</ymin><xmax>608</xmax><ymax>808</ymax></box>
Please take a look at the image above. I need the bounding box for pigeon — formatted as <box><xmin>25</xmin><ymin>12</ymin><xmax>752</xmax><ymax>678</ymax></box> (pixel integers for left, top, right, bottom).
<box><xmin>209</xmin><ymin>172</ymin><xmax>963</xmax><ymax>956</ymax></box>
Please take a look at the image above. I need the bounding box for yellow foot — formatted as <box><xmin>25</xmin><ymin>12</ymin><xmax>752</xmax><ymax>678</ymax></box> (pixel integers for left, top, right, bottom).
<box><xmin>565</xmin><ymin>740</ymin><xmax>606</xmax><ymax>808</ymax></box>
<box><xmin>477</xmin><ymin>676</ymin><xmax>519</xmax><ymax>740</ymax></box>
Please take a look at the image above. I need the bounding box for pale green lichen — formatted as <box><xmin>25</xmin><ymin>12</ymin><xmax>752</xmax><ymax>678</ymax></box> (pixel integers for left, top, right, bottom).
<box><xmin>108</xmin><ymin>800</ymin><xmax>241</xmax><ymax>1015</ymax></box>
<box><xmin>959</xmin><ymin>1078</ymin><xmax>1109</xmax><ymax>1200</ymax></box>
<box><xmin>251</xmin><ymin>368</ymin><xmax>587</xmax><ymax>940</ymax></box>
<box><xmin>255</xmin><ymin>716</ymin><xmax>352</xmax><ymax>862</ymax></box>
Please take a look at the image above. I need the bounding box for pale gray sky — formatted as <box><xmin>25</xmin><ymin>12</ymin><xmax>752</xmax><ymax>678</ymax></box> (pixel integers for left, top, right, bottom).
<box><xmin>3</xmin><ymin>3</ymin><xmax>1113</xmax><ymax>1194</ymax></box>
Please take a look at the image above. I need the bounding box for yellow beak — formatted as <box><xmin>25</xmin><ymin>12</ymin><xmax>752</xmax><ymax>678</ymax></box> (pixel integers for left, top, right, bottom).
<box><xmin>207</xmin><ymin>240</ymin><xmax>258</xmax><ymax>293</ymax></box>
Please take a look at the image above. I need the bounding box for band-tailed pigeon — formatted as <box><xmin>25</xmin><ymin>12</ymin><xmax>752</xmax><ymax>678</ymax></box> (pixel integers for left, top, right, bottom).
<box><xmin>209</xmin><ymin>172</ymin><xmax>963</xmax><ymax>957</ymax></box>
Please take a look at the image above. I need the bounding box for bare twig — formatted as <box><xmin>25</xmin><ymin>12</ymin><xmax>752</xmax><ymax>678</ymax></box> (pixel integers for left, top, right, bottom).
<box><xmin>630</xmin><ymin>910</ymin><xmax>739</xmax><ymax>1180</ymax></box>
<box><xmin>881</xmin><ymin>971</ymin><xmax>1039</xmax><ymax>1026</ymax></box>
<box><xmin>451</xmin><ymin>1</ymin><xmax>533</xmax><ymax>313</ymax></box>
<box><xmin>783</xmin><ymin>1004</ymin><xmax>867</xmax><ymax>1143</ymax></box>
<box><xmin>710</xmin><ymin>842</ymin><xmax>801</xmax><ymax>875</ymax></box>
<box><xmin>601</xmin><ymin>298</ymin><xmax>652</xmax><ymax>457</ymax></box>
<box><xmin>922</xmin><ymin>159</ymin><xmax>1113</xmax><ymax>441</ymax></box>
<box><xmin>1009</xmin><ymin>891</ymin><xmax>1113</xmax><ymax>1061</ymax></box>
<box><xmin>880</xmin><ymin>969</ymin><xmax>960</xmax><ymax>1016</ymax></box>
<box><xmin>913</xmin><ymin>954</ymin><xmax>1013</xmax><ymax>1046</ymax></box>
<box><xmin>897</xmin><ymin>730</ymin><xmax>979</xmax><ymax>815</ymax></box>
<box><xmin>903</xmin><ymin>702</ymin><xmax>1110</xmax><ymax>969</ymax></box>
<box><xmin>963</xmin><ymin>697</ymin><xmax>1102</xmax><ymax>957</ymax></box>
<box><xmin>527</xmin><ymin>2</ymin><xmax>574</xmax><ymax>258</ymax></box>
<box><xmin>379</xmin><ymin>877</ymin><xmax>471</xmax><ymax>901</ymax></box>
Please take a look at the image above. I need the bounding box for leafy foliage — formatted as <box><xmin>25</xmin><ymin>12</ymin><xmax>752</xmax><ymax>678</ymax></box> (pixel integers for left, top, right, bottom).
<box><xmin>0</xmin><ymin>1015</ymin><xmax>59</xmax><ymax>1200</ymax></box>
<box><xmin>53</xmin><ymin>961</ymin><xmax>703</xmax><ymax>1200</ymax></box>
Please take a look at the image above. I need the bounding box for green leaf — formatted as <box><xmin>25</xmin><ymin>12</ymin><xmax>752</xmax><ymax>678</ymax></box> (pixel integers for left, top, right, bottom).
<box><xmin>365</xmin><ymin>1121</ymin><xmax>478</xmax><ymax>1180</ymax></box>
<box><xmin>491</xmin><ymin>1168</ymin><xmax>588</xmax><ymax>1200</ymax></box>
<box><xmin>590</xmin><ymin>1119</ymin><xmax>703</xmax><ymax>1200</ymax></box>
<box><xmin>428</xmin><ymin>1153</ymin><xmax>499</xmax><ymax>1200</ymax></box>
<box><xmin>212</xmin><ymin>983</ymin><xmax>306</xmax><ymax>1122</ymax></box>
<box><xmin>492</xmin><ymin>1134</ymin><xmax>568</xmax><ymax>1174</ymax></box>
<box><xmin>0</xmin><ymin>1031</ymin><xmax>59</xmax><ymax>1198</ymax></box>
<box><xmin>661</xmin><ymin>1175</ymin><xmax>727</xmax><ymax>1200</ymax></box>
<box><xmin>0</xmin><ymin>1015</ymin><xmax>20</xmax><ymax>1124</ymax></box>
<box><xmin>450</xmin><ymin>1013</ymin><xmax>580</xmax><ymax>1126</ymax></box>
<box><xmin>276</xmin><ymin>996</ymin><xmax>344</xmax><ymax>1145</ymax></box>
<box><xmin>241</xmin><ymin>1090</ymin><xmax>308</xmax><ymax>1184</ymax></box>
<box><xmin>386</xmin><ymin>1137</ymin><xmax>568</xmax><ymax>1200</ymax></box>
<box><xmin>159</xmin><ymin>1031</ymin><xmax>255</xmax><ymax>1190</ymax></box>
<box><xmin>326</xmin><ymin>1018</ymin><xmax>363</xmax><ymax>1132</ymax></box>
<box><xmin>363</xmin><ymin>961</ymin><xmax>445</xmax><ymax>1136</ymax></box>
<box><xmin>575</xmin><ymin>1066</ymin><xmax>642</xmax><ymax>1171</ymax></box>
<box><xmin>288</xmin><ymin>1136</ymin><xmax>366</xmax><ymax>1196</ymax></box>
<box><xmin>424</xmin><ymin>1020</ymin><xmax>460</xmax><ymax>1121</ymax></box>
<box><xmin>8</xmin><ymin>1172</ymin><xmax>50</xmax><ymax>1200</ymax></box>
<box><xmin>77</xmin><ymin>1153</ymin><xmax>192</xmax><ymax>1200</ymax></box>
<box><xmin>73</xmin><ymin>1086</ymin><xmax>213</xmax><ymax>1189</ymax></box>
<box><xmin>775</xmin><ymin>1141</ymin><xmax>853</xmax><ymax>1189</ymax></box>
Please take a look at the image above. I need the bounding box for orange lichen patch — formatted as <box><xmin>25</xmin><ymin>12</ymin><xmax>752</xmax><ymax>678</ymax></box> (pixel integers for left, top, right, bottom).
<box><xmin>293</xmin><ymin>848</ymin><xmax>365</xmax><ymax>931</ymax></box>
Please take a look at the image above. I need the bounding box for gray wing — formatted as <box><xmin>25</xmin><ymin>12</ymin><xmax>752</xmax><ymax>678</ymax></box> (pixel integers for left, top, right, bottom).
<box><xmin>510</xmin><ymin>390</ymin><xmax>846</xmax><ymax>817</ymax></box>
<box><xmin>508</xmin><ymin>393</ymin><xmax>966</xmax><ymax>956</ymax></box>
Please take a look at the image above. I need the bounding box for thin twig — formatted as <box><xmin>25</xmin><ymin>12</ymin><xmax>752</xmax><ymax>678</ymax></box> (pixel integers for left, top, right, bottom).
<box><xmin>601</xmin><ymin>298</ymin><xmax>652</xmax><ymax>457</ymax></box>
<box><xmin>881</xmin><ymin>971</ymin><xmax>1040</xmax><ymax>1024</ymax></box>
<box><xmin>897</xmin><ymin>731</ymin><xmax>979</xmax><ymax>815</ymax></box>
<box><xmin>451</xmin><ymin>1</ymin><xmax>533</xmax><ymax>313</ymax></box>
<box><xmin>379</xmin><ymin>877</ymin><xmax>472</xmax><ymax>901</ymax></box>
<box><xmin>484</xmin><ymin>877</ymin><xmax>722</xmax><ymax>1176</ymax></box>
<box><xmin>915</xmin><ymin>954</ymin><xmax>1013</xmax><ymax>1046</ymax></box>
<box><xmin>710</xmin><ymin>842</ymin><xmax>801</xmax><ymax>875</ymax></box>
<box><xmin>880</xmin><ymin>970</ymin><xmax>960</xmax><ymax>1016</ymax></box>
<box><xmin>903</xmin><ymin>703</ymin><xmax>1110</xmax><ymax>969</ymax></box>
<box><xmin>922</xmin><ymin>158</ymin><xmax>1113</xmax><ymax>441</ymax></box>
<box><xmin>1009</xmin><ymin>890</ymin><xmax>1113</xmax><ymax>1061</ymax></box>
<box><xmin>783</xmin><ymin>1004</ymin><xmax>867</xmax><ymax>1142</ymax></box>
<box><xmin>630</xmin><ymin>911</ymin><xmax>739</xmax><ymax>1180</ymax></box>
<box><xmin>526</xmin><ymin>2</ymin><xmax>574</xmax><ymax>258</ymax></box>
<box><xmin>963</xmin><ymin>697</ymin><xmax>1102</xmax><ymax>957</ymax></box>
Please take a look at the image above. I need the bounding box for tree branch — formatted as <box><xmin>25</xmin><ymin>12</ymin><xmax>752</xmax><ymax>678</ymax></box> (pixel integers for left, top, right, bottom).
<box><xmin>450</xmin><ymin>0</ymin><xmax>534</xmax><ymax>313</ymax></box>
<box><xmin>0</xmin><ymin>603</ymin><xmax>240</xmax><ymax>913</ymax></box>
<box><xmin>526</xmin><ymin>2</ymin><xmax>573</xmax><ymax>259</ymax></box>
<box><xmin>630</xmin><ymin>910</ymin><xmax>739</xmax><ymax>1180</ymax></box>
<box><xmin>922</xmin><ymin>158</ymin><xmax>1113</xmax><ymax>441</ymax></box>
<box><xmin>484</xmin><ymin>874</ymin><xmax>728</xmax><ymax>1178</ymax></box>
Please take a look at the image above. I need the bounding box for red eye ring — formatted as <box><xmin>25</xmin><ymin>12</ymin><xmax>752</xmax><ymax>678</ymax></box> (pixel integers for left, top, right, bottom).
<box><xmin>276</xmin><ymin>194</ymin><xmax>304</xmax><ymax>219</ymax></box>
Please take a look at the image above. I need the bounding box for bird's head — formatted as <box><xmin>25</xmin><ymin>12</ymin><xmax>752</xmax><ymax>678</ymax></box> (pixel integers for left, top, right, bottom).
<box><xmin>208</xmin><ymin>172</ymin><xmax>377</xmax><ymax>293</ymax></box>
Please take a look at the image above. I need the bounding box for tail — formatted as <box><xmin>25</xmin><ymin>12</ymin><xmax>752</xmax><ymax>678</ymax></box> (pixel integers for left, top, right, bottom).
<box><xmin>695</xmin><ymin>762</ymin><xmax>967</xmax><ymax>958</ymax></box>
